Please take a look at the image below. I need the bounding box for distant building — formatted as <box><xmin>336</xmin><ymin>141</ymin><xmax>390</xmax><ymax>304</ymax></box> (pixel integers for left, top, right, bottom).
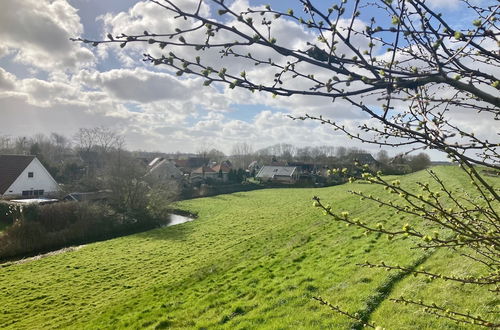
<box><xmin>191</xmin><ymin>161</ymin><xmax>232</xmax><ymax>182</ymax></box>
<box><xmin>147</xmin><ymin>157</ymin><xmax>183</xmax><ymax>181</ymax></box>
<box><xmin>248</xmin><ymin>160</ymin><xmax>259</xmax><ymax>170</ymax></box>
<box><xmin>0</xmin><ymin>155</ymin><xmax>59</xmax><ymax>197</ymax></box>
<box><xmin>255</xmin><ymin>166</ymin><xmax>299</xmax><ymax>184</ymax></box>
<box><xmin>346</xmin><ymin>153</ymin><xmax>377</xmax><ymax>165</ymax></box>
<box><xmin>287</xmin><ymin>161</ymin><xmax>315</xmax><ymax>172</ymax></box>
<box><xmin>191</xmin><ymin>166</ymin><xmax>217</xmax><ymax>182</ymax></box>
<box><xmin>211</xmin><ymin>161</ymin><xmax>232</xmax><ymax>182</ymax></box>
<box><xmin>174</xmin><ymin>157</ymin><xmax>207</xmax><ymax>174</ymax></box>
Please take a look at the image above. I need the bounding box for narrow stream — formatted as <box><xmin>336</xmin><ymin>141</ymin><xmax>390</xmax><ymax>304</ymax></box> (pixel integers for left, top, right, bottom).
<box><xmin>162</xmin><ymin>213</ymin><xmax>195</xmax><ymax>227</ymax></box>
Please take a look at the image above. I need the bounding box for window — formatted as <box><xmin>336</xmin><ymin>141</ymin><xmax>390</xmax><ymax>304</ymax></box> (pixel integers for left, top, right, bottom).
<box><xmin>22</xmin><ymin>190</ymin><xmax>33</xmax><ymax>196</ymax></box>
<box><xmin>28</xmin><ymin>172</ymin><xmax>34</xmax><ymax>178</ymax></box>
<box><xmin>34</xmin><ymin>190</ymin><xmax>44</xmax><ymax>196</ymax></box>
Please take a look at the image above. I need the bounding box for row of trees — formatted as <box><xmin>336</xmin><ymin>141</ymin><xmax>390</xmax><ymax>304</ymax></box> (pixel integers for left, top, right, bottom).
<box><xmin>1</xmin><ymin>130</ymin><xmax>430</xmax><ymax>180</ymax></box>
<box><xmin>205</xmin><ymin>142</ymin><xmax>431</xmax><ymax>173</ymax></box>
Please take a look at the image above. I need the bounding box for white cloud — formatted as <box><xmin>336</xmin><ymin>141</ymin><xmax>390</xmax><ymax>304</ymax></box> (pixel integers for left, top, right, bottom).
<box><xmin>0</xmin><ymin>68</ymin><xmax>17</xmax><ymax>91</ymax></box>
<box><xmin>0</xmin><ymin>0</ymin><xmax>95</xmax><ymax>71</ymax></box>
<box><xmin>0</xmin><ymin>0</ymin><xmax>493</xmax><ymax>162</ymax></box>
<box><xmin>77</xmin><ymin>68</ymin><xmax>191</xmax><ymax>103</ymax></box>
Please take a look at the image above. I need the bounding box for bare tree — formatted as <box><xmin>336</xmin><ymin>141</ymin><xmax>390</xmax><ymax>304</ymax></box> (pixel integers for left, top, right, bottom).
<box><xmin>75</xmin><ymin>0</ymin><xmax>499</xmax><ymax>327</ymax></box>
<box><xmin>376</xmin><ymin>150</ymin><xmax>390</xmax><ymax>165</ymax></box>
<box><xmin>196</xmin><ymin>142</ymin><xmax>212</xmax><ymax>166</ymax></box>
<box><xmin>207</xmin><ymin>148</ymin><xmax>226</xmax><ymax>163</ymax></box>
<box><xmin>74</xmin><ymin>126</ymin><xmax>124</xmax><ymax>154</ymax></box>
<box><xmin>231</xmin><ymin>142</ymin><xmax>254</xmax><ymax>169</ymax></box>
<box><xmin>0</xmin><ymin>135</ymin><xmax>12</xmax><ymax>151</ymax></box>
<box><xmin>74</xmin><ymin>127</ymin><xmax>125</xmax><ymax>179</ymax></box>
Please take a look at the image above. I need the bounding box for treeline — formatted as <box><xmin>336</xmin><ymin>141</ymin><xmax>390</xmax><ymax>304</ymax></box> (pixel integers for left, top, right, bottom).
<box><xmin>0</xmin><ymin>131</ymin><xmax>432</xmax><ymax>186</ymax></box>
<box><xmin>203</xmin><ymin>142</ymin><xmax>431</xmax><ymax>174</ymax></box>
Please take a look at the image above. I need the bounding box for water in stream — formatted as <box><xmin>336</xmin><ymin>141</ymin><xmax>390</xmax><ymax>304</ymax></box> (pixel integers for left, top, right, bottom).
<box><xmin>163</xmin><ymin>213</ymin><xmax>195</xmax><ymax>227</ymax></box>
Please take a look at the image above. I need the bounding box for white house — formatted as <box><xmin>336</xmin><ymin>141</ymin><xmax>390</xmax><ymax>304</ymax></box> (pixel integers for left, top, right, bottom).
<box><xmin>0</xmin><ymin>155</ymin><xmax>59</xmax><ymax>197</ymax></box>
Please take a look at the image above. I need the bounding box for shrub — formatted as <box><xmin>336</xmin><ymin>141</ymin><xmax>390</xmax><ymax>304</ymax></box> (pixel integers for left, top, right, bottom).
<box><xmin>0</xmin><ymin>202</ymin><xmax>119</xmax><ymax>259</ymax></box>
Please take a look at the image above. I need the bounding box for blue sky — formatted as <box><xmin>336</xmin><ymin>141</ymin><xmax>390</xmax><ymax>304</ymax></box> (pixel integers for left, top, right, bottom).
<box><xmin>0</xmin><ymin>0</ymin><xmax>495</xmax><ymax>159</ymax></box>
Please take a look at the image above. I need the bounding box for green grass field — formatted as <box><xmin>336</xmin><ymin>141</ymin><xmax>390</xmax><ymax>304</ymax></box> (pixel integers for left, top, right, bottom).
<box><xmin>0</xmin><ymin>166</ymin><xmax>497</xmax><ymax>329</ymax></box>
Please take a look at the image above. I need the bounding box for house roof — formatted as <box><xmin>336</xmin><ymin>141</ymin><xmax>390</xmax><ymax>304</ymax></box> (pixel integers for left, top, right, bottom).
<box><xmin>211</xmin><ymin>163</ymin><xmax>231</xmax><ymax>173</ymax></box>
<box><xmin>0</xmin><ymin>155</ymin><xmax>36</xmax><ymax>194</ymax></box>
<box><xmin>269</xmin><ymin>161</ymin><xmax>288</xmax><ymax>166</ymax></box>
<box><xmin>256</xmin><ymin>166</ymin><xmax>297</xmax><ymax>178</ymax></box>
<box><xmin>347</xmin><ymin>153</ymin><xmax>377</xmax><ymax>164</ymax></box>
<box><xmin>248</xmin><ymin>160</ymin><xmax>259</xmax><ymax>169</ymax></box>
<box><xmin>174</xmin><ymin>157</ymin><xmax>206</xmax><ymax>169</ymax></box>
<box><xmin>192</xmin><ymin>166</ymin><xmax>216</xmax><ymax>174</ymax></box>
<box><xmin>148</xmin><ymin>157</ymin><xmax>165</xmax><ymax>167</ymax></box>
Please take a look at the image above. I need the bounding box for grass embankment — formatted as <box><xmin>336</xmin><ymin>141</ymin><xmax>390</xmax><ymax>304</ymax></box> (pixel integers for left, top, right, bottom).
<box><xmin>0</xmin><ymin>166</ymin><xmax>497</xmax><ymax>329</ymax></box>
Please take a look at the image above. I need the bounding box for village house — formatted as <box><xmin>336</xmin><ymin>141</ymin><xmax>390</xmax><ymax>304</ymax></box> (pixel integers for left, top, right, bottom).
<box><xmin>210</xmin><ymin>161</ymin><xmax>232</xmax><ymax>182</ymax></box>
<box><xmin>190</xmin><ymin>166</ymin><xmax>217</xmax><ymax>182</ymax></box>
<box><xmin>191</xmin><ymin>160</ymin><xmax>232</xmax><ymax>183</ymax></box>
<box><xmin>147</xmin><ymin>157</ymin><xmax>184</xmax><ymax>181</ymax></box>
<box><xmin>345</xmin><ymin>152</ymin><xmax>378</xmax><ymax>165</ymax></box>
<box><xmin>0</xmin><ymin>155</ymin><xmax>59</xmax><ymax>197</ymax></box>
<box><xmin>174</xmin><ymin>157</ymin><xmax>207</xmax><ymax>175</ymax></box>
<box><xmin>255</xmin><ymin>166</ymin><xmax>300</xmax><ymax>184</ymax></box>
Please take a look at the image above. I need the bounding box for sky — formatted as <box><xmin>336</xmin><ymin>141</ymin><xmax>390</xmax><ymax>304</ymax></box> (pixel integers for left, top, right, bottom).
<box><xmin>0</xmin><ymin>0</ymin><xmax>494</xmax><ymax>159</ymax></box>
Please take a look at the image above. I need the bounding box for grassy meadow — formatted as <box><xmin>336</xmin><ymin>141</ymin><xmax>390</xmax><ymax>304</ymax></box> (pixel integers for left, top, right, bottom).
<box><xmin>0</xmin><ymin>166</ymin><xmax>497</xmax><ymax>329</ymax></box>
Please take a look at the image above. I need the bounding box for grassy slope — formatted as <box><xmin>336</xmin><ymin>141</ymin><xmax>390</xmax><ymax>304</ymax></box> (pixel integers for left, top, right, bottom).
<box><xmin>0</xmin><ymin>167</ymin><xmax>497</xmax><ymax>329</ymax></box>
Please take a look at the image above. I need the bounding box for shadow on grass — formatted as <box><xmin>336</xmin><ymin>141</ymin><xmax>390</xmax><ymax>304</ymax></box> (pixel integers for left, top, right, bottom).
<box><xmin>350</xmin><ymin>251</ymin><xmax>434</xmax><ymax>329</ymax></box>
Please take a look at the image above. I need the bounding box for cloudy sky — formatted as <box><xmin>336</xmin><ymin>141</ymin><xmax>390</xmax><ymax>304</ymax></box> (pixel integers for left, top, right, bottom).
<box><xmin>0</xmin><ymin>0</ymin><xmax>493</xmax><ymax>158</ymax></box>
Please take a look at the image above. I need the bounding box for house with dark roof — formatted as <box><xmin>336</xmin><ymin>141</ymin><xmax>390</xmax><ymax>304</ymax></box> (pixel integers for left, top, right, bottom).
<box><xmin>174</xmin><ymin>157</ymin><xmax>207</xmax><ymax>174</ymax></box>
<box><xmin>345</xmin><ymin>153</ymin><xmax>378</xmax><ymax>165</ymax></box>
<box><xmin>0</xmin><ymin>155</ymin><xmax>59</xmax><ymax>197</ymax></box>
<box><xmin>255</xmin><ymin>166</ymin><xmax>299</xmax><ymax>184</ymax></box>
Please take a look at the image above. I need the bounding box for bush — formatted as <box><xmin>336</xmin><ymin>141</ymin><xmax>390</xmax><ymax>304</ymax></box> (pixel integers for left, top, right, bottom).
<box><xmin>0</xmin><ymin>202</ymin><xmax>14</xmax><ymax>227</ymax></box>
<box><xmin>0</xmin><ymin>202</ymin><xmax>120</xmax><ymax>259</ymax></box>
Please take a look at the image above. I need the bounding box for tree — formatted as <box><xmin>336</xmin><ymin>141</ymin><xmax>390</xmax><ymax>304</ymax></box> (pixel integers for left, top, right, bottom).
<box><xmin>105</xmin><ymin>151</ymin><xmax>149</xmax><ymax>215</ymax></box>
<box><xmin>376</xmin><ymin>150</ymin><xmax>390</xmax><ymax>165</ymax></box>
<box><xmin>0</xmin><ymin>135</ymin><xmax>13</xmax><ymax>152</ymax></box>
<box><xmin>74</xmin><ymin>126</ymin><xmax>124</xmax><ymax>155</ymax></box>
<box><xmin>74</xmin><ymin>126</ymin><xmax>125</xmax><ymax>179</ymax></box>
<box><xmin>76</xmin><ymin>0</ymin><xmax>499</xmax><ymax>327</ymax></box>
<box><xmin>231</xmin><ymin>142</ymin><xmax>254</xmax><ymax>169</ymax></box>
<box><xmin>207</xmin><ymin>148</ymin><xmax>226</xmax><ymax>163</ymax></box>
<box><xmin>195</xmin><ymin>142</ymin><xmax>212</xmax><ymax>166</ymax></box>
<box><xmin>408</xmin><ymin>152</ymin><xmax>431</xmax><ymax>172</ymax></box>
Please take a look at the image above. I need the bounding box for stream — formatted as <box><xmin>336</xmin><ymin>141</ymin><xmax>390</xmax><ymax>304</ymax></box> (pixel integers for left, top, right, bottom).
<box><xmin>162</xmin><ymin>213</ymin><xmax>195</xmax><ymax>227</ymax></box>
